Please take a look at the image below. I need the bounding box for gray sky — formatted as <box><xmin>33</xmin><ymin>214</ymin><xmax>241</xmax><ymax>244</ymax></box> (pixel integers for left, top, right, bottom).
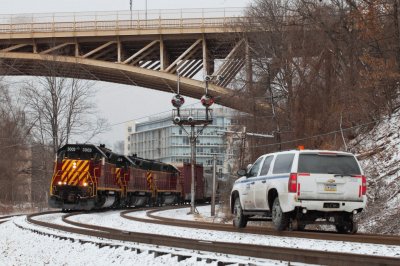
<box><xmin>0</xmin><ymin>0</ymin><xmax>250</xmax><ymax>14</ymax></box>
<box><xmin>1</xmin><ymin>0</ymin><xmax>251</xmax><ymax>147</ymax></box>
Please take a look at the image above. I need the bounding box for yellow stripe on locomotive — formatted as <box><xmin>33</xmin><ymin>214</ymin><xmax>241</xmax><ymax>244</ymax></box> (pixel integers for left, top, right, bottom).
<box><xmin>60</xmin><ymin>159</ymin><xmax>90</xmax><ymax>186</ymax></box>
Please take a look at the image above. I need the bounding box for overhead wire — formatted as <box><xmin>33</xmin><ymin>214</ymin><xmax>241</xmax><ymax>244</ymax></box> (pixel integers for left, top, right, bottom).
<box><xmin>248</xmin><ymin>112</ymin><xmax>400</xmax><ymax>149</ymax></box>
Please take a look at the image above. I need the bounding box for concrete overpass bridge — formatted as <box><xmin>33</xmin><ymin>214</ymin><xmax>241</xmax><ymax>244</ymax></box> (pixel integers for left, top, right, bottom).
<box><xmin>0</xmin><ymin>8</ymin><xmax>255</xmax><ymax>111</ymax></box>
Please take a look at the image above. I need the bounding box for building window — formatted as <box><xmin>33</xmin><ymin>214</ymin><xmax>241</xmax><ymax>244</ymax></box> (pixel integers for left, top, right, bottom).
<box><xmin>128</xmin><ymin>126</ymin><xmax>132</xmax><ymax>133</ymax></box>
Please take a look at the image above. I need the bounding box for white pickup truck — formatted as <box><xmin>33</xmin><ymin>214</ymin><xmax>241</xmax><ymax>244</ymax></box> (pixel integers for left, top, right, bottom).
<box><xmin>230</xmin><ymin>149</ymin><xmax>367</xmax><ymax>233</ymax></box>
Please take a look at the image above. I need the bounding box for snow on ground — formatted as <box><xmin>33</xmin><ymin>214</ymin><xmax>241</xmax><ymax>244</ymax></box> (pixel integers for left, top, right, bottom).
<box><xmin>72</xmin><ymin>206</ymin><xmax>400</xmax><ymax>257</ymax></box>
<box><xmin>153</xmin><ymin>205</ymin><xmax>229</xmax><ymax>223</ymax></box>
<box><xmin>350</xmin><ymin>109</ymin><xmax>400</xmax><ymax>234</ymax></box>
<box><xmin>1</xmin><ymin>205</ymin><xmax>399</xmax><ymax>266</ymax></box>
<box><xmin>0</xmin><ymin>215</ymin><xmax>296</xmax><ymax>266</ymax></box>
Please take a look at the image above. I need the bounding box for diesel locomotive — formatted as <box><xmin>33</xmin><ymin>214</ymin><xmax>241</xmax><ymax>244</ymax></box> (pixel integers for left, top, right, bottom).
<box><xmin>49</xmin><ymin>143</ymin><xmax>207</xmax><ymax>210</ymax></box>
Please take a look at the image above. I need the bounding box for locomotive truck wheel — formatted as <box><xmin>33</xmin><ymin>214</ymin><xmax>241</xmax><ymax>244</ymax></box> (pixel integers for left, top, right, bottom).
<box><xmin>233</xmin><ymin>197</ymin><xmax>248</xmax><ymax>228</ymax></box>
<box><xmin>271</xmin><ymin>197</ymin><xmax>290</xmax><ymax>231</ymax></box>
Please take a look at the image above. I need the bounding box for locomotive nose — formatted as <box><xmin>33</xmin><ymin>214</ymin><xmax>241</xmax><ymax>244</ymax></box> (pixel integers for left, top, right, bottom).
<box><xmin>67</xmin><ymin>193</ymin><xmax>76</xmax><ymax>202</ymax></box>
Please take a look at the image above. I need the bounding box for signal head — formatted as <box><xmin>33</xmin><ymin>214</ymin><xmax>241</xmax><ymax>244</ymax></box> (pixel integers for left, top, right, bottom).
<box><xmin>173</xmin><ymin>116</ymin><xmax>181</xmax><ymax>124</ymax></box>
<box><xmin>201</xmin><ymin>94</ymin><xmax>214</xmax><ymax>107</ymax></box>
<box><xmin>171</xmin><ymin>94</ymin><xmax>185</xmax><ymax>108</ymax></box>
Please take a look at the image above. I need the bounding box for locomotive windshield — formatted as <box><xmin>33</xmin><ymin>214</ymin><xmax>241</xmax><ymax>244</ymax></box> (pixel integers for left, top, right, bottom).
<box><xmin>58</xmin><ymin>145</ymin><xmax>105</xmax><ymax>161</ymax></box>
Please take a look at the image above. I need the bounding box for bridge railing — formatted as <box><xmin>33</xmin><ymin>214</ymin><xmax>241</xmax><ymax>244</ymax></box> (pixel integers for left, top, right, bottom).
<box><xmin>0</xmin><ymin>8</ymin><xmax>245</xmax><ymax>33</ymax></box>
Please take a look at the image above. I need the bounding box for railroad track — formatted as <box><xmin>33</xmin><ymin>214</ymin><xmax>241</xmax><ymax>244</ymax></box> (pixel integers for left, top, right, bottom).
<box><xmin>125</xmin><ymin>206</ymin><xmax>400</xmax><ymax>246</ymax></box>
<box><xmin>0</xmin><ymin>214</ymin><xmax>24</xmax><ymax>225</ymax></box>
<box><xmin>23</xmin><ymin>208</ymin><xmax>400</xmax><ymax>265</ymax></box>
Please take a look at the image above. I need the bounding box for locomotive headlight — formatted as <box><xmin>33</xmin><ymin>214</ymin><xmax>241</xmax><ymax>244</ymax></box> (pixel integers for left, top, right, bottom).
<box><xmin>83</xmin><ymin>182</ymin><xmax>88</xmax><ymax>187</ymax></box>
<box><xmin>63</xmin><ymin>182</ymin><xmax>67</xmax><ymax>185</ymax></box>
<box><xmin>58</xmin><ymin>181</ymin><xmax>62</xmax><ymax>185</ymax></box>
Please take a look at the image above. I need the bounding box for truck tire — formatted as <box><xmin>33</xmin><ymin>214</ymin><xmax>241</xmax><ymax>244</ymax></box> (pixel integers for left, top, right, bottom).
<box><xmin>272</xmin><ymin>197</ymin><xmax>290</xmax><ymax>231</ymax></box>
<box><xmin>233</xmin><ymin>197</ymin><xmax>248</xmax><ymax>228</ymax></box>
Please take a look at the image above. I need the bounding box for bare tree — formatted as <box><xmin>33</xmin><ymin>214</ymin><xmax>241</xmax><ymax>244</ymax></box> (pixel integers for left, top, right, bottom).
<box><xmin>233</xmin><ymin>0</ymin><xmax>400</xmax><ymax>161</ymax></box>
<box><xmin>0</xmin><ymin>83</ymin><xmax>31</xmax><ymax>205</ymax></box>
<box><xmin>22</xmin><ymin>76</ymin><xmax>109</xmax><ymax>154</ymax></box>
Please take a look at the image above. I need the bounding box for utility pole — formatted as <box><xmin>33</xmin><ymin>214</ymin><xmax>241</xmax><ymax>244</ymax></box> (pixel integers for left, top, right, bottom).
<box><xmin>211</xmin><ymin>153</ymin><xmax>217</xmax><ymax>216</ymax></box>
<box><xmin>239</xmin><ymin>126</ymin><xmax>246</xmax><ymax>169</ymax></box>
<box><xmin>190</xmin><ymin>124</ymin><xmax>196</xmax><ymax>213</ymax></box>
<box><xmin>129</xmin><ymin>0</ymin><xmax>133</xmax><ymax>28</ymax></box>
<box><xmin>145</xmin><ymin>0</ymin><xmax>148</xmax><ymax>21</ymax></box>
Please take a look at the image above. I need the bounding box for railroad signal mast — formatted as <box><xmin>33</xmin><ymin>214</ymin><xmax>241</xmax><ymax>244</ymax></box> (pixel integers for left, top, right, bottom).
<box><xmin>171</xmin><ymin>73</ymin><xmax>216</xmax><ymax>214</ymax></box>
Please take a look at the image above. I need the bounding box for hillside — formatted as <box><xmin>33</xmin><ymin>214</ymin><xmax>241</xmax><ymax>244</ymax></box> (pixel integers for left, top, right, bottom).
<box><xmin>351</xmin><ymin>108</ymin><xmax>400</xmax><ymax>234</ymax></box>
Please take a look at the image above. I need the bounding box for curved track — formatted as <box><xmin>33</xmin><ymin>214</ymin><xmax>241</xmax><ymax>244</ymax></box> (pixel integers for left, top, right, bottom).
<box><xmin>23</xmin><ymin>208</ymin><xmax>400</xmax><ymax>266</ymax></box>
<box><xmin>0</xmin><ymin>214</ymin><xmax>24</xmax><ymax>224</ymax></box>
<box><xmin>126</xmin><ymin>207</ymin><xmax>400</xmax><ymax>246</ymax></box>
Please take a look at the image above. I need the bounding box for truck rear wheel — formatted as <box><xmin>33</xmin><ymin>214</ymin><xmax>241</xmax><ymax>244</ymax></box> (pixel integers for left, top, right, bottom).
<box><xmin>272</xmin><ymin>197</ymin><xmax>290</xmax><ymax>231</ymax></box>
<box><xmin>336</xmin><ymin>220</ymin><xmax>358</xmax><ymax>234</ymax></box>
<box><xmin>233</xmin><ymin>197</ymin><xmax>248</xmax><ymax>228</ymax></box>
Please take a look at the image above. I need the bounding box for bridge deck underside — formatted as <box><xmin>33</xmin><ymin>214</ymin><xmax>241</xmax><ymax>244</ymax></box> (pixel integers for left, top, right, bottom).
<box><xmin>0</xmin><ymin>54</ymin><xmax>252</xmax><ymax>112</ymax></box>
<box><xmin>0</xmin><ymin>14</ymin><xmax>271</xmax><ymax>112</ymax></box>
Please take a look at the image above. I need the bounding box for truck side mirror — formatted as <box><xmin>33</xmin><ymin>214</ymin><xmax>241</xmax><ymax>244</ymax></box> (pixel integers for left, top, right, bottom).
<box><xmin>237</xmin><ymin>169</ymin><xmax>247</xmax><ymax>176</ymax></box>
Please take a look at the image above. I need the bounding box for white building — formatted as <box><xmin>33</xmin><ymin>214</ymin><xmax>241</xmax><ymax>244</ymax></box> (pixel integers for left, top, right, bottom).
<box><xmin>124</xmin><ymin>107</ymin><xmax>235</xmax><ymax>176</ymax></box>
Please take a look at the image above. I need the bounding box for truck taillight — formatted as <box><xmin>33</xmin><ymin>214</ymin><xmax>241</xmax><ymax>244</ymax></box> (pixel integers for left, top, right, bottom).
<box><xmin>288</xmin><ymin>173</ymin><xmax>297</xmax><ymax>193</ymax></box>
<box><xmin>354</xmin><ymin>175</ymin><xmax>367</xmax><ymax>196</ymax></box>
<box><xmin>361</xmin><ymin>175</ymin><xmax>367</xmax><ymax>195</ymax></box>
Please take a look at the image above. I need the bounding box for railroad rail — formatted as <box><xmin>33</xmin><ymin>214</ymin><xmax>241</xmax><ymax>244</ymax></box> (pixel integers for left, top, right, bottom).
<box><xmin>0</xmin><ymin>214</ymin><xmax>24</xmax><ymax>224</ymax></box>
<box><xmin>129</xmin><ymin>207</ymin><xmax>400</xmax><ymax>246</ymax></box>
<box><xmin>23</xmin><ymin>208</ymin><xmax>400</xmax><ymax>265</ymax></box>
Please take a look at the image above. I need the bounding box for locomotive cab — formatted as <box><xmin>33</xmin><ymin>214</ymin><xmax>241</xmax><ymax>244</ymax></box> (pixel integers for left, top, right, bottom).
<box><xmin>49</xmin><ymin>144</ymin><xmax>110</xmax><ymax>210</ymax></box>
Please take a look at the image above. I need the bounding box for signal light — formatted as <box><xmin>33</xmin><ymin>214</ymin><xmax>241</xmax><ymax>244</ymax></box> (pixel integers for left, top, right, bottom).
<box><xmin>201</xmin><ymin>94</ymin><xmax>214</xmax><ymax>107</ymax></box>
<box><xmin>288</xmin><ymin>173</ymin><xmax>297</xmax><ymax>193</ymax></box>
<box><xmin>171</xmin><ymin>94</ymin><xmax>185</xmax><ymax>108</ymax></box>
<box><xmin>298</xmin><ymin>145</ymin><xmax>305</xmax><ymax>150</ymax></box>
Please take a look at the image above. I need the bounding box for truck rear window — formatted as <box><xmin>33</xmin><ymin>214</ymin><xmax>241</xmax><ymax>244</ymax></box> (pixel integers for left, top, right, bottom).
<box><xmin>298</xmin><ymin>154</ymin><xmax>361</xmax><ymax>175</ymax></box>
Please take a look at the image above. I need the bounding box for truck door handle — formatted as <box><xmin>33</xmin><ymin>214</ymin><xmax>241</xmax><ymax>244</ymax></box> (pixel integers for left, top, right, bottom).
<box><xmin>261</xmin><ymin>180</ymin><xmax>266</xmax><ymax>183</ymax></box>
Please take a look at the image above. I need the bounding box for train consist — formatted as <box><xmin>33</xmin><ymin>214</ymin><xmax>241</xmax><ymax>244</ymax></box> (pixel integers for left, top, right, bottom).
<box><xmin>49</xmin><ymin>143</ymin><xmax>208</xmax><ymax>210</ymax></box>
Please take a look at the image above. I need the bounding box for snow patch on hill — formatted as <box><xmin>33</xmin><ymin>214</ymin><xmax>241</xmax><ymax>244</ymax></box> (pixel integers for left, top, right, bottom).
<box><xmin>350</xmin><ymin>109</ymin><xmax>400</xmax><ymax>234</ymax></box>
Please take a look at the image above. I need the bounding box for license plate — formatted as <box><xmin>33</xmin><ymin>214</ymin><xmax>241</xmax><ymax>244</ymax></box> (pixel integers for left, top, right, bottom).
<box><xmin>324</xmin><ymin>184</ymin><xmax>337</xmax><ymax>192</ymax></box>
